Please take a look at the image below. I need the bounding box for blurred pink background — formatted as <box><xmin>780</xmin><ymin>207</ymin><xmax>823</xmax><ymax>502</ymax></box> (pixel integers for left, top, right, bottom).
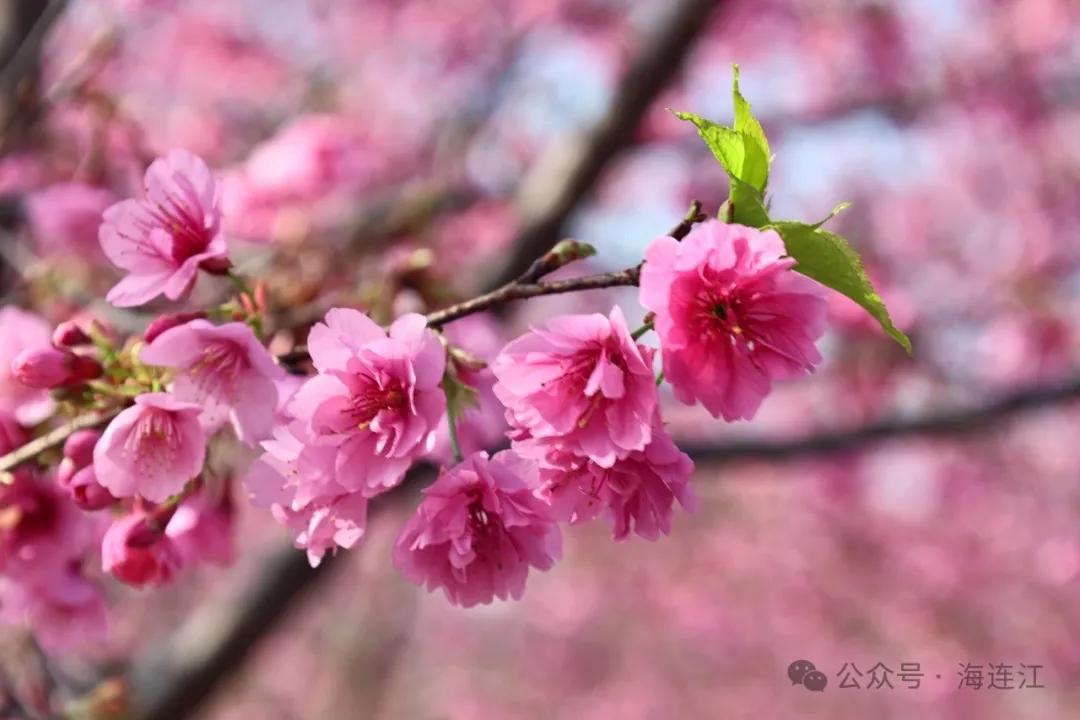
<box><xmin>4</xmin><ymin>0</ymin><xmax>1080</xmax><ymax>718</ymax></box>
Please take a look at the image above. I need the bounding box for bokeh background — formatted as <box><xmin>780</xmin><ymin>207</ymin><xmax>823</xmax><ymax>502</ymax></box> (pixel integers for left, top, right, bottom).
<box><xmin>2</xmin><ymin>0</ymin><xmax>1080</xmax><ymax>718</ymax></box>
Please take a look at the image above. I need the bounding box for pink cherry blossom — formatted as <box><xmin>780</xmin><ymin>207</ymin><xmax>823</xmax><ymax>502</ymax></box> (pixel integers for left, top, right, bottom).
<box><xmin>165</xmin><ymin>491</ymin><xmax>236</xmax><ymax>567</ymax></box>
<box><xmin>139</xmin><ymin>320</ymin><xmax>286</xmax><ymax>446</ymax></box>
<box><xmin>0</xmin><ymin>307</ymin><xmax>56</xmax><ymax>425</ymax></box>
<box><xmin>101</xmin><ymin>511</ymin><xmax>184</xmax><ymax>588</ymax></box>
<box><xmin>244</xmin><ymin>423</ymin><xmax>369</xmax><ymax>567</ymax></box>
<box><xmin>93</xmin><ymin>393</ymin><xmax>207</xmax><ymax>502</ymax></box>
<box><xmin>23</xmin><ymin>182</ymin><xmax>117</xmax><ymax>261</ymax></box>
<box><xmin>491</xmin><ymin>306</ymin><xmax>658</xmax><ymax>468</ymax></box>
<box><xmin>98</xmin><ymin>149</ymin><xmax>230</xmax><ymax>307</ymax></box>
<box><xmin>0</xmin><ymin>570</ymin><xmax>109</xmax><ymax>654</ymax></box>
<box><xmin>538</xmin><ymin>422</ymin><xmax>697</xmax><ymax>541</ymax></box>
<box><xmin>0</xmin><ymin>472</ymin><xmax>95</xmax><ymax>583</ymax></box>
<box><xmin>287</xmin><ymin>310</ymin><xmax>446</xmax><ymax>497</ymax></box>
<box><xmin>392</xmin><ymin>450</ymin><xmax>562</xmax><ymax>608</ymax></box>
<box><xmin>639</xmin><ymin>219</ymin><xmax>828</xmax><ymax>422</ymax></box>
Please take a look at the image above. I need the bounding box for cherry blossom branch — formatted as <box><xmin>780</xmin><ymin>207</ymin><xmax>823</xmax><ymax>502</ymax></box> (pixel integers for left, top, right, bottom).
<box><xmin>126</xmin><ymin>462</ymin><xmax>437</xmax><ymax>720</ymax></box>
<box><xmin>0</xmin><ymin>408</ymin><xmax>119</xmax><ymax>475</ymax></box>
<box><xmin>277</xmin><ymin>201</ymin><xmax>707</xmax><ymax>367</ymax></box>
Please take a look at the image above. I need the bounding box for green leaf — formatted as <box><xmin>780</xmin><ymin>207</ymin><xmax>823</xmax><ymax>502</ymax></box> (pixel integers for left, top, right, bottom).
<box><xmin>770</xmin><ymin>221</ymin><xmax>912</xmax><ymax>353</ymax></box>
<box><xmin>728</xmin><ymin>176</ymin><xmax>770</xmax><ymax>228</ymax></box>
<box><xmin>671</xmin><ymin>111</ymin><xmax>769</xmax><ymax>194</ymax></box>
<box><xmin>810</xmin><ymin>202</ymin><xmax>851</xmax><ymax>229</ymax></box>
<box><xmin>443</xmin><ymin>369</ymin><xmax>481</xmax><ymax>418</ymax></box>
<box><xmin>731</xmin><ymin>63</ymin><xmax>770</xmax><ymax>189</ymax></box>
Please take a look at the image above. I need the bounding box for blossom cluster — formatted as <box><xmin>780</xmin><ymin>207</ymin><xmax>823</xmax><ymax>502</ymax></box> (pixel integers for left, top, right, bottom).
<box><xmin>0</xmin><ymin>148</ymin><xmax>830</xmax><ymax>649</ymax></box>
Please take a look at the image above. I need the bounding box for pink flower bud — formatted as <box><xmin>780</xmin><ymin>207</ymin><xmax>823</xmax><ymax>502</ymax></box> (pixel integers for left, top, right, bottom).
<box><xmin>198</xmin><ymin>256</ymin><xmax>233</xmax><ymax>275</ymax></box>
<box><xmin>52</xmin><ymin>321</ymin><xmax>92</xmax><ymax>348</ymax></box>
<box><xmin>10</xmin><ymin>347</ymin><xmax>103</xmax><ymax>389</ymax></box>
<box><xmin>62</xmin><ymin>429</ymin><xmax>102</xmax><ymax>468</ymax></box>
<box><xmin>101</xmin><ymin>512</ymin><xmax>183</xmax><ymax>587</ymax></box>
<box><xmin>143</xmin><ymin>312</ymin><xmax>207</xmax><ymax>344</ymax></box>
<box><xmin>61</xmin><ymin>465</ymin><xmax>117</xmax><ymax>512</ymax></box>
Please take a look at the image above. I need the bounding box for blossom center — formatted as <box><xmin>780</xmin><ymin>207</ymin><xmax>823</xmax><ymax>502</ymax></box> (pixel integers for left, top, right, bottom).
<box><xmin>126</xmin><ymin>410</ymin><xmax>180</xmax><ymax>480</ymax></box>
<box><xmin>148</xmin><ymin>197</ymin><xmax>211</xmax><ymax>264</ymax></box>
<box><xmin>347</xmin><ymin>380</ymin><xmax>407</xmax><ymax>430</ymax></box>
<box><xmin>189</xmin><ymin>340</ymin><xmax>248</xmax><ymax>400</ymax></box>
<box><xmin>466</xmin><ymin>490</ymin><xmax>511</xmax><ymax>570</ymax></box>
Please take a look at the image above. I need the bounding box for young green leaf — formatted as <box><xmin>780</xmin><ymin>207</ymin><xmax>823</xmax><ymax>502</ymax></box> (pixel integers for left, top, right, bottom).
<box><xmin>671</xmin><ymin>112</ymin><xmax>769</xmax><ymax>194</ymax></box>
<box><xmin>728</xmin><ymin>176</ymin><xmax>770</xmax><ymax>228</ymax></box>
<box><xmin>770</xmin><ymin>221</ymin><xmax>912</xmax><ymax>353</ymax></box>
<box><xmin>731</xmin><ymin>63</ymin><xmax>770</xmax><ymax>187</ymax></box>
<box><xmin>810</xmin><ymin>202</ymin><xmax>852</xmax><ymax>229</ymax></box>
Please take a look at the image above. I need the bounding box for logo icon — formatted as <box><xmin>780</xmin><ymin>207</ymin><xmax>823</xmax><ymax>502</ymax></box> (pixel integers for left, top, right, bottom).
<box><xmin>788</xmin><ymin>660</ymin><xmax>827</xmax><ymax>692</ymax></box>
<box><xmin>803</xmin><ymin>670</ymin><xmax>828</xmax><ymax>692</ymax></box>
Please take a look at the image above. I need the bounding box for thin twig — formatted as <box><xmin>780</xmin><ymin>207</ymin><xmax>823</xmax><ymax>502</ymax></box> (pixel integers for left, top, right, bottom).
<box><xmin>278</xmin><ymin>201</ymin><xmax>707</xmax><ymax>366</ymax></box>
<box><xmin>0</xmin><ymin>409</ymin><xmax>119</xmax><ymax>474</ymax></box>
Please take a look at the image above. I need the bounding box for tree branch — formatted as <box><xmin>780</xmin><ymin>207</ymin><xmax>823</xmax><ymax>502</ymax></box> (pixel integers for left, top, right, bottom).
<box><xmin>126</xmin><ymin>462</ymin><xmax>436</xmax><ymax>720</ymax></box>
<box><xmin>482</xmin><ymin>0</ymin><xmax>723</xmax><ymax>291</ymax></box>
<box><xmin>679</xmin><ymin>373</ymin><xmax>1080</xmax><ymax>464</ymax></box>
<box><xmin>0</xmin><ymin>408</ymin><xmax>119</xmax><ymax>475</ymax></box>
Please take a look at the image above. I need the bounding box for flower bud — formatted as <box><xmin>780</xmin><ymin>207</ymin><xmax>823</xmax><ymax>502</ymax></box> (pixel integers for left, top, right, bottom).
<box><xmin>101</xmin><ymin>511</ymin><xmax>183</xmax><ymax>587</ymax></box>
<box><xmin>143</xmin><ymin>312</ymin><xmax>206</xmax><ymax>344</ymax></box>
<box><xmin>11</xmin><ymin>347</ymin><xmax>102</xmax><ymax>389</ymax></box>
<box><xmin>52</xmin><ymin>321</ymin><xmax>92</xmax><ymax>348</ymax></box>
<box><xmin>62</xmin><ymin>429</ymin><xmax>102</xmax><ymax>468</ymax></box>
<box><xmin>67</xmin><ymin>467</ymin><xmax>117</xmax><ymax>511</ymax></box>
<box><xmin>199</xmin><ymin>256</ymin><xmax>233</xmax><ymax>275</ymax></box>
<box><xmin>57</xmin><ymin>462</ymin><xmax>117</xmax><ymax>511</ymax></box>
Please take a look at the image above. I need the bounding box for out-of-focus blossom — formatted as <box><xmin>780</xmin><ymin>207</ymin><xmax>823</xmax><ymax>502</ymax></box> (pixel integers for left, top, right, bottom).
<box><xmin>165</xmin><ymin>490</ymin><xmax>236</xmax><ymax>567</ymax></box>
<box><xmin>10</xmin><ymin>346</ymin><xmax>102</xmax><ymax>389</ymax></box>
<box><xmin>101</xmin><ymin>511</ymin><xmax>183</xmax><ymax>588</ymax></box>
<box><xmin>0</xmin><ymin>570</ymin><xmax>108</xmax><ymax>654</ymax></box>
<box><xmin>0</xmin><ymin>472</ymin><xmax>94</xmax><ymax>583</ymax></box>
<box><xmin>24</xmin><ymin>182</ymin><xmax>117</xmax><ymax>261</ymax></box>
<box><xmin>99</xmin><ymin>150</ymin><xmax>230</xmax><ymax>307</ymax></box>
<box><xmin>0</xmin><ymin>308</ymin><xmax>56</xmax><ymax>425</ymax></box>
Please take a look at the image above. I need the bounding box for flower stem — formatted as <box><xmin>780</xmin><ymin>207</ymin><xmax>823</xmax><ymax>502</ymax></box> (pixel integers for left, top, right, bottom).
<box><xmin>656</xmin><ymin>371</ymin><xmax>665</xmax><ymax>387</ymax></box>
<box><xmin>631</xmin><ymin>321</ymin><xmax>654</xmax><ymax>341</ymax></box>
<box><xmin>227</xmin><ymin>270</ymin><xmax>252</xmax><ymax>297</ymax></box>
<box><xmin>446</xmin><ymin>412</ymin><xmax>464</xmax><ymax>464</ymax></box>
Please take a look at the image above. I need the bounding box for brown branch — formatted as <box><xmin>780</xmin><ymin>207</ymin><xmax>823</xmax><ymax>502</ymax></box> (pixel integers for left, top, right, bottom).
<box><xmin>482</xmin><ymin>0</ymin><xmax>723</xmax><ymax>291</ymax></box>
<box><xmin>0</xmin><ymin>408</ymin><xmax>118</xmax><ymax>475</ymax></box>
<box><xmin>126</xmin><ymin>462</ymin><xmax>436</xmax><ymax>720</ymax></box>
<box><xmin>0</xmin><ymin>0</ymin><xmax>68</xmax><ymax>155</ymax></box>
<box><xmin>277</xmin><ymin>201</ymin><xmax>706</xmax><ymax>366</ymax></box>
<box><xmin>680</xmin><ymin>373</ymin><xmax>1080</xmax><ymax>464</ymax></box>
